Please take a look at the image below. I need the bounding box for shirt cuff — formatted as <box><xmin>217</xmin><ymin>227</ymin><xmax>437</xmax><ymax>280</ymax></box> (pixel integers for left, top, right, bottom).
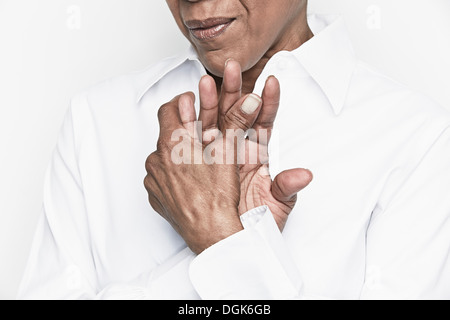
<box><xmin>146</xmin><ymin>247</ymin><xmax>200</xmax><ymax>299</ymax></box>
<box><xmin>189</xmin><ymin>206</ymin><xmax>303</xmax><ymax>300</ymax></box>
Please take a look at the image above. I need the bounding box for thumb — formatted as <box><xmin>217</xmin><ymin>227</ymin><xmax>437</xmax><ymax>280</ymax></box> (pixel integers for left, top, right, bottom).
<box><xmin>221</xmin><ymin>93</ymin><xmax>262</xmax><ymax>132</ymax></box>
<box><xmin>271</xmin><ymin>168</ymin><xmax>313</xmax><ymax>204</ymax></box>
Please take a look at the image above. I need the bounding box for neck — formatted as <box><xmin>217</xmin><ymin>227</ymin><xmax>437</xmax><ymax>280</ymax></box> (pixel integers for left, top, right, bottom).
<box><xmin>213</xmin><ymin>13</ymin><xmax>313</xmax><ymax>95</ymax></box>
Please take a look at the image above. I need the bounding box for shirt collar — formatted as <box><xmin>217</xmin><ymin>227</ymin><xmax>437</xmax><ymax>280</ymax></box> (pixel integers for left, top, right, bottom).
<box><xmin>135</xmin><ymin>46</ymin><xmax>200</xmax><ymax>103</ymax></box>
<box><xmin>293</xmin><ymin>14</ymin><xmax>357</xmax><ymax>115</ymax></box>
<box><xmin>136</xmin><ymin>14</ymin><xmax>356</xmax><ymax>115</ymax></box>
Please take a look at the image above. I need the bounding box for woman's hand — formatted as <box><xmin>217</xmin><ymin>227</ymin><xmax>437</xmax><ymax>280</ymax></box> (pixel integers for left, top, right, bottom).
<box><xmin>144</xmin><ymin>91</ymin><xmax>251</xmax><ymax>255</ymax></box>
<box><xmin>144</xmin><ymin>60</ymin><xmax>313</xmax><ymax>254</ymax></box>
<box><xmin>198</xmin><ymin>60</ymin><xmax>313</xmax><ymax>231</ymax></box>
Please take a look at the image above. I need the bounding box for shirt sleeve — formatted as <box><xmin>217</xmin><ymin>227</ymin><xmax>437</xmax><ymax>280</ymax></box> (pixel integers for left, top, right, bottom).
<box><xmin>17</xmin><ymin>94</ymin><xmax>200</xmax><ymax>300</ymax></box>
<box><xmin>189</xmin><ymin>206</ymin><xmax>305</xmax><ymax>300</ymax></box>
<box><xmin>189</xmin><ymin>126</ymin><xmax>450</xmax><ymax>300</ymax></box>
<box><xmin>360</xmin><ymin>126</ymin><xmax>450</xmax><ymax>300</ymax></box>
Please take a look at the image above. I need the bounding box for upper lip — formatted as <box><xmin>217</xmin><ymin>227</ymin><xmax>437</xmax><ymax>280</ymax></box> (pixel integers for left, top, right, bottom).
<box><xmin>185</xmin><ymin>17</ymin><xmax>235</xmax><ymax>30</ymax></box>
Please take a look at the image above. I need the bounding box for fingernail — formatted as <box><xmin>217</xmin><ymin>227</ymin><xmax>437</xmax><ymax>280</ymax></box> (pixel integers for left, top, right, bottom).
<box><xmin>241</xmin><ymin>94</ymin><xmax>262</xmax><ymax>114</ymax></box>
<box><xmin>266</xmin><ymin>75</ymin><xmax>276</xmax><ymax>83</ymax></box>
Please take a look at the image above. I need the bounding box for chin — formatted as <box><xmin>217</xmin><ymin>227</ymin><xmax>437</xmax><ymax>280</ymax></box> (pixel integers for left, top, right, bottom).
<box><xmin>199</xmin><ymin>56</ymin><xmax>227</xmax><ymax>77</ymax></box>
<box><xmin>200</xmin><ymin>55</ymin><xmax>251</xmax><ymax>78</ymax></box>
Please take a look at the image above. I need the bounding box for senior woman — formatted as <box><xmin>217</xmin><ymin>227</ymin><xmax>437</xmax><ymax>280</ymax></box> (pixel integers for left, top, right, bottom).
<box><xmin>19</xmin><ymin>0</ymin><xmax>450</xmax><ymax>300</ymax></box>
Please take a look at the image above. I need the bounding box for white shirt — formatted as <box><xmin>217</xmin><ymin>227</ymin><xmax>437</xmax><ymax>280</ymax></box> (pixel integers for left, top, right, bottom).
<box><xmin>19</xmin><ymin>14</ymin><xmax>450</xmax><ymax>300</ymax></box>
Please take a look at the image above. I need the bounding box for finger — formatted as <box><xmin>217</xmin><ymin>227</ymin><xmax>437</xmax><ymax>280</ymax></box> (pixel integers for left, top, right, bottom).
<box><xmin>221</xmin><ymin>93</ymin><xmax>262</xmax><ymax>133</ymax></box>
<box><xmin>178</xmin><ymin>92</ymin><xmax>199</xmax><ymax>139</ymax></box>
<box><xmin>219</xmin><ymin>59</ymin><xmax>242</xmax><ymax>117</ymax></box>
<box><xmin>271</xmin><ymin>168</ymin><xmax>313</xmax><ymax>204</ymax></box>
<box><xmin>251</xmin><ymin>76</ymin><xmax>281</xmax><ymax>145</ymax></box>
<box><xmin>198</xmin><ymin>75</ymin><xmax>219</xmax><ymax>142</ymax></box>
<box><xmin>158</xmin><ymin>92</ymin><xmax>194</xmax><ymax>140</ymax></box>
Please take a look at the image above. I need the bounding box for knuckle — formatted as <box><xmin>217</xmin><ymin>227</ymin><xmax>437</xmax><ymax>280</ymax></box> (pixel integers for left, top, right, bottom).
<box><xmin>225</xmin><ymin>111</ymin><xmax>250</xmax><ymax>130</ymax></box>
<box><xmin>289</xmin><ymin>193</ymin><xmax>298</xmax><ymax>203</ymax></box>
<box><xmin>143</xmin><ymin>173</ymin><xmax>157</xmax><ymax>194</ymax></box>
<box><xmin>143</xmin><ymin>175</ymin><xmax>151</xmax><ymax>190</ymax></box>
<box><xmin>258</xmin><ymin>120</ymin><xmax>275</xmax><ymax>129</ymax></box>
<box><xmin>202</xmin><ymin>123</ymin><xmax>218</xmax><ymax>132</ymax></box>
<box><xmin>263</xmin><ymin>100</ymin><xmax>280</xmax><ymax>108</ymax></box>
<box><xmin>156</xmin><ymin>138</ymin><xmax>172</xmax><ymax>153</ymax></box>
<box><xmin>182</xmin><ymin>91</ymin><xmax>195</xmax><ymax>101</ymax></box>
<box><xmin>157</xmin><ymin>103</ymin><xmax>167</xmax><ymax>117</ymax></box>
<box><xmin>148</xmin><ymin>194</ymin><xmax>163</xmax><ymax>215</ymax></box>
<box><xmin>157</xmin><ymin>104</ymin><xmax>168</xmax><ymax>121</ymax></box>
<box><xmin>225</xmin><ymin>87</ymin><xmax>241</xmax><ymax>95</ymax></box>
<box><xmin>145</xmin><ymin>152</ymin><xmax>159</xmax><ymax>172</ymax></box>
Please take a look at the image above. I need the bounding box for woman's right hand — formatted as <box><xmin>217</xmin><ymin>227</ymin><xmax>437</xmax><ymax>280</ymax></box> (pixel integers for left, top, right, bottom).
<box><xmin>198</xmin><ymin>60</ymin><xmax>313</xmax><ymax>232</ymax></box>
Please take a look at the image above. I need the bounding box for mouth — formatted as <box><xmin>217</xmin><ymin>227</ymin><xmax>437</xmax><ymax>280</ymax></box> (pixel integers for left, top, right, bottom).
<box><xmin>185</xmin><ymin>17</ymin><xmax>236</xmax><ymax>41</ymax></box>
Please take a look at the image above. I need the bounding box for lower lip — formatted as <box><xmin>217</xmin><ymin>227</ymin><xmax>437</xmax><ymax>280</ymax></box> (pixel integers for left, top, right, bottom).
<box><xmin>189</xmin><ymin>21</ymin><xmax>234</xmax><ymax>41</ymax></box>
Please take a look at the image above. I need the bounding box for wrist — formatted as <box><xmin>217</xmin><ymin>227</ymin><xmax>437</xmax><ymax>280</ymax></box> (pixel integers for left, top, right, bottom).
<box><xmin>190</xmin><ymin>210</ymin><xmax>243</xmax><ymax>254</ymax></box>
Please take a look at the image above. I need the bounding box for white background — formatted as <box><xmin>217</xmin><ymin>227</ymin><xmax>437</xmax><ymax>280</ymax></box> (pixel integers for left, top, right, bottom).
<box><xmin>0</xmin><ymin>0</ymin><xmax>449</xmax><ymax>299</ymax></box>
